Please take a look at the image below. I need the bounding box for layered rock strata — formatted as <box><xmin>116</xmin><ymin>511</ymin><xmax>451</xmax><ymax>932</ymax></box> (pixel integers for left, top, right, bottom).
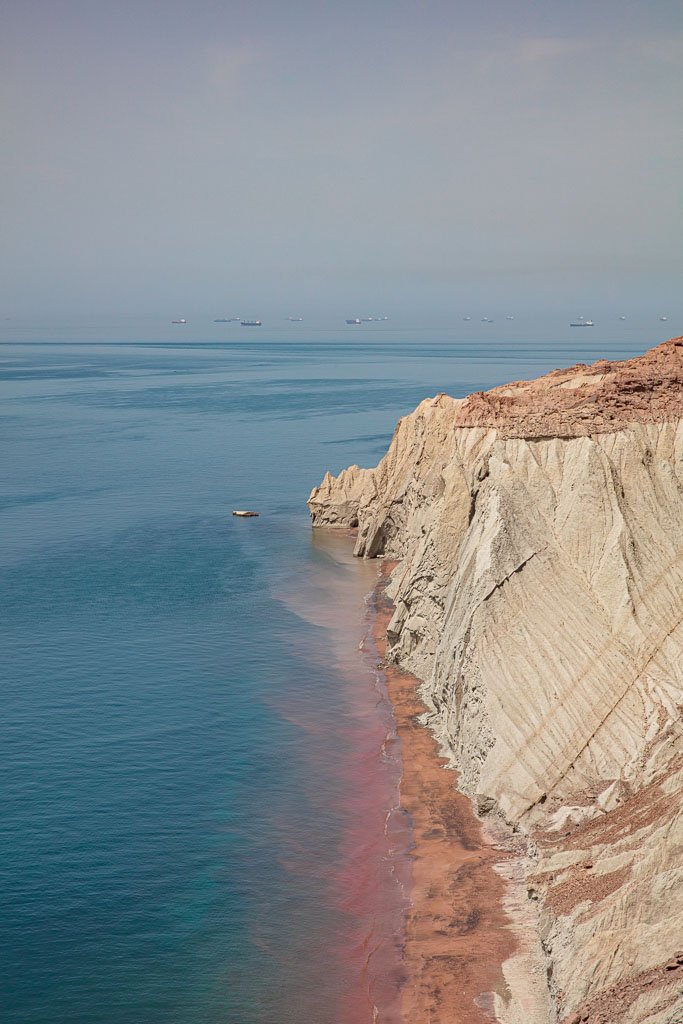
<box><xmin>309</xmin><ymin>338</ymin><xmax>683</xmax><ymax>1024</ymax></box>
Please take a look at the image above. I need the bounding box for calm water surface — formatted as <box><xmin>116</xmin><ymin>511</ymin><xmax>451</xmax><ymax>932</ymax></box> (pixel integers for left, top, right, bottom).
<box><xmin>0</xmin><ymin>316</ymin><xmax>671</xmax><ymax>1023</ymax></box>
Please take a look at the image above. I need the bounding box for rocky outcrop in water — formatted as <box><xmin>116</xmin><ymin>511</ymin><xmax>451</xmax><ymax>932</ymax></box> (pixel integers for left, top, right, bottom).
<box><xmin>309</xmin><ymin>338</ymin><xmax>683</xmax><ymax>1024</ymax></box>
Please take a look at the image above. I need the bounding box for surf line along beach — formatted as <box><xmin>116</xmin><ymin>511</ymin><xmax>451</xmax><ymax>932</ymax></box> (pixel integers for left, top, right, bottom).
<box><xmin>363</xmin><ymin>558</ymin><xmax>518</xmax><ymax>1024</ymax></box>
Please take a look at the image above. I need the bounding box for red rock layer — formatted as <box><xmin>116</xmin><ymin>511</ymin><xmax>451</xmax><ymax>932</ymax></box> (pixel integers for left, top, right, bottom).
<box><xmin>445</xmin><ymin>335</ymin><xmax>683</xmax><ymax>438</ymax></box>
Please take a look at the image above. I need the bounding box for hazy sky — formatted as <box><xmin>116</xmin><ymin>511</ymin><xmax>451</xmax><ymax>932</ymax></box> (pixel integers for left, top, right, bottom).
<box><xmin>2</xmin><ymin>0</ymin><xmax>682</xmax><ymax>315</ymax></box>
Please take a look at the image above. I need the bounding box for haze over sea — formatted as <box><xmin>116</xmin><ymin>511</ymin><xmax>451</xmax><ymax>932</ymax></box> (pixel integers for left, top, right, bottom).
<box><xmin>0</xmin><ymin>315</ymin><xmax>675</xmax><ymax>1023</ymax></box>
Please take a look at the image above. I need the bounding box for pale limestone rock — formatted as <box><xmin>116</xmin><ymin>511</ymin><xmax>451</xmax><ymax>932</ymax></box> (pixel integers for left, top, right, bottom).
<box><xmin>308</xmin><ymin>339</ymin><xmax>683</xmax><ymax>1024</ymax></box>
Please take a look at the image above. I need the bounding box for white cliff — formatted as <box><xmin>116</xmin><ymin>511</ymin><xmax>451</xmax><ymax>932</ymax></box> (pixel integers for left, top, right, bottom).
<box><xmin>309</xmin><ymin>338</ymin><xmax>683</xmax><ymax>1024</ymax></box>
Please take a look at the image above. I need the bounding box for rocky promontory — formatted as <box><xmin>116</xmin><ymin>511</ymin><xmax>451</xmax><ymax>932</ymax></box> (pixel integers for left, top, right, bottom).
<box><xmin>309</xmin><ymin>338</ymin><xmax>683</xmax><ymax>1024</ymax></box>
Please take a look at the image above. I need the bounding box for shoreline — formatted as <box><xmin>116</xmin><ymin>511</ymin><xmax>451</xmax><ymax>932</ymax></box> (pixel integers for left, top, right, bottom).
<box><xmin>283</xmin><ymin>529</ymin><xmax>410</xmax><ymax>1024</ymax></box>
<box><xmin>368</xmin><ymin>560</ymin><xmax>517</xmax><ymax>1024</ymax></box>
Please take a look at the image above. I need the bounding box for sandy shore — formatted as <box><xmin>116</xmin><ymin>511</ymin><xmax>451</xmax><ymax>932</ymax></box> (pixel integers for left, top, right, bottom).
<box><xmin>369</xmin><ymin>562</ymin><xmax>516</xmax><ymax>1024</ymax></box>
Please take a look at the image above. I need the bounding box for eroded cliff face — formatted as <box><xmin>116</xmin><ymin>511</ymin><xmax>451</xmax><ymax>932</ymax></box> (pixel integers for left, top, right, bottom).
<box><xmin>308</xmin><ymin>338</ymin><xmax>683</xmax><ymax>1024</ymax></box>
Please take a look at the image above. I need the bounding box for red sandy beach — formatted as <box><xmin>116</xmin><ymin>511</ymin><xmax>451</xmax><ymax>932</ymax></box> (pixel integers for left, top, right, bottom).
<box><xmin>369</xmin><ymin>561</ymin><xmax>516</xmax><ymax>1024</ymax></box>
<box><xmin>283</xmin><ymin>532</ymin><xmax>517</xmax><ymax>1023</ymax></box>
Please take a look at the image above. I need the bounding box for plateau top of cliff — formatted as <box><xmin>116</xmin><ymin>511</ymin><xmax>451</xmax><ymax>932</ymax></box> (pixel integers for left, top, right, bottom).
<box><xmin>422</xmin><ymin>335</ymin><xmax>682</xmax><ymax>438</ymax></box>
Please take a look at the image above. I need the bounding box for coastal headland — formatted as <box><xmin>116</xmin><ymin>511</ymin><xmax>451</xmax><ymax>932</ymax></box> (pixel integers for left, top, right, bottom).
<box><xmin>309</xmin><ymin>338</ymin><xmax>683</xmax><ymax>1024</ymax></box>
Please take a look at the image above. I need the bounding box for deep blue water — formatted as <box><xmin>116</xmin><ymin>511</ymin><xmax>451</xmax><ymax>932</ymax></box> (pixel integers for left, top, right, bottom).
<box><xmin>0</xmin><ymin>315</ymin><xmax>673</xmax><ymax>1023</ymax></box>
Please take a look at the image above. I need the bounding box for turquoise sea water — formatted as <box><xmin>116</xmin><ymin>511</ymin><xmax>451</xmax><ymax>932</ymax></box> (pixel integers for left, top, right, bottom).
<box><xmin>0</xmin><ymin>316</ymin><xmax>673</xmax><ymax>1023</ymax></box>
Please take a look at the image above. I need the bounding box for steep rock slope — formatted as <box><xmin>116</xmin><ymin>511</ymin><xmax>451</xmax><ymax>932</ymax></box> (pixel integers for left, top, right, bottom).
<box><xmin>309</xmin><ymin>339</ymin><xmax>683</xmax><ymax>1024</ymax></box>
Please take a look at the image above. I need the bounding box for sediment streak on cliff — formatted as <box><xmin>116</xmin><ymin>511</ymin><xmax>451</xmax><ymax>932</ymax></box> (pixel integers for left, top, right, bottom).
<box><xmin>308</xmin><ymin>338</ymin><xmax>683</xmax><ymax>1024</ymax></box>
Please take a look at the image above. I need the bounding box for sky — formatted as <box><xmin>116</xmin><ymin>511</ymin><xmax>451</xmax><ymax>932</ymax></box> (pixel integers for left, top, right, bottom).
<box><xmin>2</xmin><ymin>0</ymin><xmax>682</xmax><ymax>316</ymax></box>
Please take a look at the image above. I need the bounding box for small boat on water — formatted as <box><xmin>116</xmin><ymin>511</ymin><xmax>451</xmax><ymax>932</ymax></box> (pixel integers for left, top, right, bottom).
<box><xmin>287</xmin><ymin>316</ymin><xmax>304</xmax><ymax>322</ymax></box>
<box><xmin>346</xmin><ymin>318</ymin><xmax>361</xmax><ymax>325</ymax></box>
<box><xmin>171</xmin><ymin>318</ymin><xmax>187</xmax><ymax>324</ymax></box>
<box><xmin>660</xmin><ymin>316</ymin><xmax>668</xmax><ymax>322</ymax></box>
<box><xmin>232</xmin><ymin>510</ymin><xmax>259</xmax><ymax>517</ymax></box>
<box><xmin>241</xmin><ymin>320</ymin><xmax>262</xmax><ymax>326</ymax></box>
<box><xmin>570</xmin><ymin>318</ymin><xmax>594</xmax><ymax>326</ymax></box>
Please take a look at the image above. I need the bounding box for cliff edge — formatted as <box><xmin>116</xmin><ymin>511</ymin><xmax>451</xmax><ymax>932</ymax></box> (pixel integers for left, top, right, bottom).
<box><xmin>309</xmin><ymin>338</ymin><xmax>683</xmax><ymax>1024</ymax></box>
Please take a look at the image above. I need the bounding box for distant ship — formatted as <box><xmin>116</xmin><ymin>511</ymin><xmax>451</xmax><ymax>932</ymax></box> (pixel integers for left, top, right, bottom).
<box><xmin>241</xmin><ymin>320</ymin><xmax>262</xmax><ymax>326</ymax></box>
<box><xmin>506</xmin><ymin>315</ymin><xmax>514</xmax><ymax>320</ymax></box>
<box><xmin>481</xmin><ymin>317</ymin><xmax>493</xmax><ymax>323</ymax></box>
<box><xmin>346</xmin><ymin>318</ymin><xmax>361</xmax><ymax>325</ymax></box>
<box><xmin>171</xmin><ymin>319</ymin><xmax>187</xmax><ymax>324</ymax></box>
<box><xmin>570</xmin><ymin>319</ymin><xmax>594</xmax><ymax>327</ymax></box>
<box><xmin>463</xmin><ymin>316</ymin><xmax>471</xmax><ymax>321</ymax></box>
<box><xmin>214</xmin><ymin>318</ymin><xmax>230</xmax><ymax>323</ymax></box>
<box><xmin>660</xmin><ymin>316</ymin><xmax>668</xmax><ymax>322</ymax></box>
<box><xmin>287</xmin><ymin>316</ymin><xmax>304</xmax><ymax>322</ymax></box>
<box><xmin>619</xmin><ymin>316</ymin><xmax>627</xmax><ymax>320</ymax></box>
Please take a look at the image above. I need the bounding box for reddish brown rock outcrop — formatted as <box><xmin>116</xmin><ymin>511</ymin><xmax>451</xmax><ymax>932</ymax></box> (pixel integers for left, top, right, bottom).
<box><xmin>451</xmin><ymin>335</ymin><xmax>683</xmax><ymax>437</ymax></box>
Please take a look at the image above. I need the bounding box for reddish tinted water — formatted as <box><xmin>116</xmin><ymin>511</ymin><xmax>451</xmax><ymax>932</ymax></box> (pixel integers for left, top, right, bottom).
<box><xmin>275</xmin><ymin>531</ymin><xmax>411</xmax><ymax>1024</ymax></box>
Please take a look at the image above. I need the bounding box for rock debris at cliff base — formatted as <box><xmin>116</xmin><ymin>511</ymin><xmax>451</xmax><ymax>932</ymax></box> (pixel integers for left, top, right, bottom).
<box><xmin>309</xmin><ymin>338</ymin><xmax>683</xmax><ymax>1024</ymax></box>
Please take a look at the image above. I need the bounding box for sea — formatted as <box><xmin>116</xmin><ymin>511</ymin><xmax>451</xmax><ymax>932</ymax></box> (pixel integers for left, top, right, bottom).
<box><xmin>0</xmin><ymin>314</ymin><xmax>674</xmax><ymax>1023</ymax></box>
